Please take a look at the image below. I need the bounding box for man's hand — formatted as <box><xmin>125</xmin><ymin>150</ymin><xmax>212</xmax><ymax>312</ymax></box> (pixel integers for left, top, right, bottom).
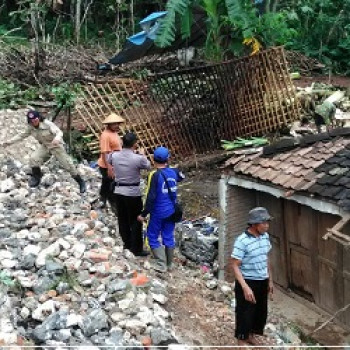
<box><xmin>243</xmin><ymin>285</ymin><xmax>256</xmax><ymax>304</ymax></box>
<box><xmin>268</xmin><ymin>280</ymin><xmax>274</xmax><ymax>300</ymax></box>
<box><xmin>137</xmin><ymin>215</ymin><xmax>145</xmax><ymax>223</ymax></box>
<box><xmin>107</xmin><ymin>165</ymin><xmax>114</xmax><ymax>178</ymax></box>
<box><xmin>51</xmin><ymin>139</ymin><xmax>60</xmax><ymax>147</ymax></box>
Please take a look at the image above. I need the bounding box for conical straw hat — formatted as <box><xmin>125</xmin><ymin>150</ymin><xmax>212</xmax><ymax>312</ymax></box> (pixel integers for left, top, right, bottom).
<box><xmin>102</xmin><ymin>113</ymin><xmax>125</xmax><ymax>124</ymax></box>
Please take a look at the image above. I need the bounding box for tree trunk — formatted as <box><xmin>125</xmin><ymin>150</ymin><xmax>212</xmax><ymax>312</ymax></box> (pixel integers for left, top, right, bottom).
<box><xmin>130</xmin><ymin>0</ymin><xmax>134</xmax><ymax>33</ymax></box>
<box><xmin>75</xmin><ymin>0</ymin><xmax>82</xmax><ymax>44</ymax></box>
<box><xmin>271</xmin><ymin>0</ymin><xmax>280</xmax><ymax>12</ymax></box>
<box><xmin>30</xmin><ymin>3</ymin><xmax>41</xmax><ymax>75</ymax></box>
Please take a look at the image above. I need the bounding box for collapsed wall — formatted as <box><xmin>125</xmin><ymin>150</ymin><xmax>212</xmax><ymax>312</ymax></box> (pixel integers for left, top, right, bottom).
<box><xmin>74</xmin><ymin>47</ymin><xmax>300</xmax><ymax>161</ymax></box>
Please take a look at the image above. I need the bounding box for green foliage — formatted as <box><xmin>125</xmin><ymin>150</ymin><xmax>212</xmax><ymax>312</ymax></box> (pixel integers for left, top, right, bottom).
<box><xmin>286</xmin><ymin>322</ymin><xmax>323</xmax><ymax>347</ymax></box>
<box><xmin>51</xmin><ymin>83</ymin><xmax>82</xmax><ymax>109</ymax></box>
<box><xmin>49</xmin><ymin>266</ymin><xmax>82</xmax><ymax>293</ymax></box>
<box><xmin>202</xmin><ymin>0</ymin><xmax>226</xmax><ymax>60</ymax></box>
<box><xmin>180</xmin><ymin>6</ymin><xmax>193</xmax><ymax>39</ymax></box>
<box><xmin>0</xmin><ymin>271</ymin><xmax>22</xmax><ymax>294</ymax></box>
<box><xmin>63</xmin><ymin>129</ymin><xmax>95</xmax><ymax>162</ymax></box>
<box><xmin>155</xmin><ymin>0</ymin><xmax>296</xmax><ymax>59</ymax></box>
<box><xmin>257</xmin><ymin>12</ymin><xmax>297</xmax><ymax>46</ymax></box>
<box><xmin>155</xmin><ymin>0</ymin><xmax>192</xmax><ymax>47</ymax></box>
<box><xmin>221</xmin><ymin>0</ymin><xmax>296</xmax><ymax>54</ymax></box>
<box><xmin>225</xmin><ymin>0</ymin><xmax>257</xmax><ymax>39</ymax></box>
<box><xmin>282</xmin><ymin>0</ymin><xmax>350</xmax><ymax>74</ymax></box>
<box><xmin>0</xmin><ymin>0</ymin><xmax>349</xmax><ymax>74</ymax></box>
<box><xmin>0</xmin><ymin>79</ymin><xmax>43</xmax><ymax>108</ymax></box>
<box><xmin>130</xmin><ymin>68</ymin><xmax>152</xmax><ymax>80</ymax></box>
<box><xmin>221</xmin><ymin>137</ymin><xmax>268</xmax><ymax>150</ymax></box>
<box><xmin>154</xmin><ymin>0</ymin><xmax>349</xmax><ymax>74</ymax></box>
<box><xmin>0</xmin><ymin>79</ymin><xmax>83</xmax><ymax>110</ymax></box>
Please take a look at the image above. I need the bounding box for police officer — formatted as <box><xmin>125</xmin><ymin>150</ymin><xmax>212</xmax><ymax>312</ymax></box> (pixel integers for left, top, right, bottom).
<box><xmin>108</xmin><ymin>132</ymin><xmax>151</xmax><ymax>256</ymax></box>
<box><xmin>0</xmin><ymin>110</ymin><xmax>86</xmax><ymax>193</ymax></box>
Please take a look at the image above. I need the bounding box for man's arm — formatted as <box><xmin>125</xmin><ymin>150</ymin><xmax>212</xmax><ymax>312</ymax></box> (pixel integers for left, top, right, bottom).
<box><xmin>139</xmin><ymin>171</ymin><xmax>158</xmax><ymax>218</ymax></box>
<box><xmin>268</xmin><ymin>255</ymin><xmax>274</xmax><ymax>297</ymax></box>
<box><xmin>175</xmin><ymin>168</ymin><xmax>185</xmax><ymax>182</ymax></box>
<box><xmin>45</xmin><ymin>120</ymin><xmax>63</xmax><ymax>143</ymax></box>
<box><xmin>104</xmin><ymin>153</ymin><xmax>114</xmax><ymax>177</ymax></box>
<box><xmin>229</xmin><ymin>258</ymin><xmax>256</xmax><ymax>304</ymax></box>
<box><xmin>2</xmin><ymin>127</ymin><xmax>31</xmax><ymax>147</ymax></box>
<box><xmin>139</xmin><ymin>155</ymin><xmax>151</xmax><ymax>170</ymax></box>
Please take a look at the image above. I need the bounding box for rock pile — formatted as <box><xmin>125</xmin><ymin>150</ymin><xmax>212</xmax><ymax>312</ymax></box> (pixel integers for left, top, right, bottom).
<box><xmin>0</xmin><ymin>109</ymin><xmax>319</xmax><ymax>348</ymax></box>
<box><xmin>0</xmin><ymin>155</ymin><xmax>179</xmax><ymax>347</ymax></box>
<box><xmin>0</xmin><ymin>109</ymin><xmax>42</xmax><ymax>165</ymax></box>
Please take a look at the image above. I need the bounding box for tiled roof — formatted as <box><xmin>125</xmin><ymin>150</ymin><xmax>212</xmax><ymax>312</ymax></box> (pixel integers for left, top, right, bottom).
<box><xmin>224</xmin><ymin>128</ymin><xmax>350</xmax><ymax>211</ymax></box>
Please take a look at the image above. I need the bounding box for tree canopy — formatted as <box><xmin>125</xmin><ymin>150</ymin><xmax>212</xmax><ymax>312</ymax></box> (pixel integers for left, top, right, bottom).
<box><xmin>154</xmin><ymin>0</ymin><xmax>350</xmax><ymax>74</ymax></box>
<box><xmin>0</xmin><ymin>0</ymin><xmax>349</xmax><ymax>74</ymax></box>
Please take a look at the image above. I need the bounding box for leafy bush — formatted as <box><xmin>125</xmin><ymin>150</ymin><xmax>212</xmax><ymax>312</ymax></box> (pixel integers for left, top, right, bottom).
<box><xmin>283</xmin><ymin>0</ymin><xmax>350</xmax><ymax>74</ymax></box>
<box><xmin>0</xmin><ymin>79</ymin><xmax>42</xmax><ymax>109</ymax></box>
<box><xmin>51</xmin><ymin>83</ymin><xmax>82</xmax><ymax>109</ymax></box>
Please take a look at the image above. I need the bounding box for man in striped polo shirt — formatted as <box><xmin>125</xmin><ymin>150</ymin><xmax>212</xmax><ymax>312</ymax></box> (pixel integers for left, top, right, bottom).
<box><xmin>230</xmin><ymin>207</ymin><xmax>274</xmax><ymax>346</ymax></box>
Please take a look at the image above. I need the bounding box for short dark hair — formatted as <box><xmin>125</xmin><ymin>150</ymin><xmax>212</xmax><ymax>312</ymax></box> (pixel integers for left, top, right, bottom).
<box><xmin>123</xmin><ymin>132</ymin><xmax>138</xmax><ymax>148</ymax></box>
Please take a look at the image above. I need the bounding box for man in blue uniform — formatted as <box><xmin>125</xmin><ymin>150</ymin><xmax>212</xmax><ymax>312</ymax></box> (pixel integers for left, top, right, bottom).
<box><xmin>137</xmin><ymin>146</ymin><xmax>185</xmax><ymax>272</ymax></box>
<box><xmin>230</xmin><ymin>207</ymin><xmax>274</xmax><ymax>346</ymax></box>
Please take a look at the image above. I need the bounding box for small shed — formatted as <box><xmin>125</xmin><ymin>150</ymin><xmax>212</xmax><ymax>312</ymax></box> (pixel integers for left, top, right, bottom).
<box><xmin>219</xmin><ymin>129</ymin><xmax>350</xmax><ymax>328</ymax></box>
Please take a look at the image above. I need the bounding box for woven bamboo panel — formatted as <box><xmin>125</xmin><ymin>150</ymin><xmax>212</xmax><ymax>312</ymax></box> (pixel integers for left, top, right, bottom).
<box><xmin>74</xmin><ymin>77</ymin><xmax>173</xmax><ymax>159</ymax></box>
<box><xmin>74</xmin><ymin>47</ymin><xmax>300</xmax><ymax>160</ymax></box>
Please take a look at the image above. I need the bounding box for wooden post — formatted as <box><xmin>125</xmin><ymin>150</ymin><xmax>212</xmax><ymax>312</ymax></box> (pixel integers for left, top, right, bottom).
<box><xmin>67</xmin><ymin>107</ymin><xmax>72</xmax><ymax>154</ymax></box>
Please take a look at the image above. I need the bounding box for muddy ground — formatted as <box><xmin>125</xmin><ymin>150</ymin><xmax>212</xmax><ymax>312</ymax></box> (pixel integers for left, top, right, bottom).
<box><xmin>167</xmin><ymin>168</ymin><xmax>236</xmax><ymax>346</ymax></box>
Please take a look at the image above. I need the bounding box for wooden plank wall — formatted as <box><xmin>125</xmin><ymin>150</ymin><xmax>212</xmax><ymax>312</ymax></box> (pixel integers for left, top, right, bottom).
<box><xmin>225</xmin><ymin>187</ymin><xmax>350</xmax><ymax>328</ymax></box>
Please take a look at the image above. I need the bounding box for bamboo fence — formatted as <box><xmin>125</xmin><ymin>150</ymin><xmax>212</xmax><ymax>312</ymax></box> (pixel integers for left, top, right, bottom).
<box><xmin>73</xmin><ymin>47</ymin><xmax>300</xmax><ymax>160</ymax></box>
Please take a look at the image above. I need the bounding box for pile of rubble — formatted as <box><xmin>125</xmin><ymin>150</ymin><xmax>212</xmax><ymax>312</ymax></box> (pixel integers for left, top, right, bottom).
<box><xmin>0</xmin><ymin>45</ymin><xmax>109</xmax><ymax>88</ymax></box>
<box><xmin>0</xmin><ymin>155</ymin><xmax>183</xmax><ymax>347</ymax></box>
<box><xmin>297</xmin><ymin>83</ymin><xmax>350</xmax><ymax>122</ymax></box>
<box><xmin>0</xmin><ymin>109</ymin><xmax>317</xmax><ymax>348</ymax></box>
<box><xmin>176</xmin><ymin>217</ymin><xmax>218</xmax><ymax>267</ymax></box>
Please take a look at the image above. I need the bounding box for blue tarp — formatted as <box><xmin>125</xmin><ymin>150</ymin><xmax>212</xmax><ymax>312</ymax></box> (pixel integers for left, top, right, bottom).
<box><xmin>106</xmin><ymin>9</ymin><xmax>206</xmax><ymax>66</ymax></box>
<box><xmin>128</xmin><ymin>11</ymin><xmax>167</xmax><ymax>45</ymax></box>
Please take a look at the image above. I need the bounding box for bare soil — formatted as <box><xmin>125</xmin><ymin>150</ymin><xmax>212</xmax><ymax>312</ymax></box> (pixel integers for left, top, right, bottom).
<box><xmin>166</xmin><ymin>269</ymin><xmax>236</xmax><ymax>347</ymax></box>
<box><xmin>179</xmin><ymin>168</ymin><xmax>221</xmax><ymax>220</ymax></box>
<box><xmin>167</xmin><ymin>168</ymin><xmax>236</xmax><ymax>346</ymax></box>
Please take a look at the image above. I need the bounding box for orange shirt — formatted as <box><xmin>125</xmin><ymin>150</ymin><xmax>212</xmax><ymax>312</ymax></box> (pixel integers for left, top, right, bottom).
<box><xmin>97</xmin><ymin>129</ymin><xmax>122</xmax><ymax>168</ymax></box>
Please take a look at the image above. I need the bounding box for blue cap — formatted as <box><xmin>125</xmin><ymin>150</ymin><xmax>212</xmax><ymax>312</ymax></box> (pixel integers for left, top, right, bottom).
<box><xmin>153</xmin><ymin>146</ymin><xmax>170</xmax><ymax>163</ymax></box>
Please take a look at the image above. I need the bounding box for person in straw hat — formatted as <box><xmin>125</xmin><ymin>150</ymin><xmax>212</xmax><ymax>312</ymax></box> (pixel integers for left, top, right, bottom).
<box><xmin>97</xmin><ymin>112</ymin><xmax>125</xmax><ymax>208</ymax></box>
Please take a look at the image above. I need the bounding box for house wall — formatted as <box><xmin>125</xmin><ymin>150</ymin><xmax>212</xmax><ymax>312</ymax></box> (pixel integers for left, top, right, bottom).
<box><xmin>219</xmin><ymin>177</ymin><xmax>256</xmax><ymax>282</ymax></box>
